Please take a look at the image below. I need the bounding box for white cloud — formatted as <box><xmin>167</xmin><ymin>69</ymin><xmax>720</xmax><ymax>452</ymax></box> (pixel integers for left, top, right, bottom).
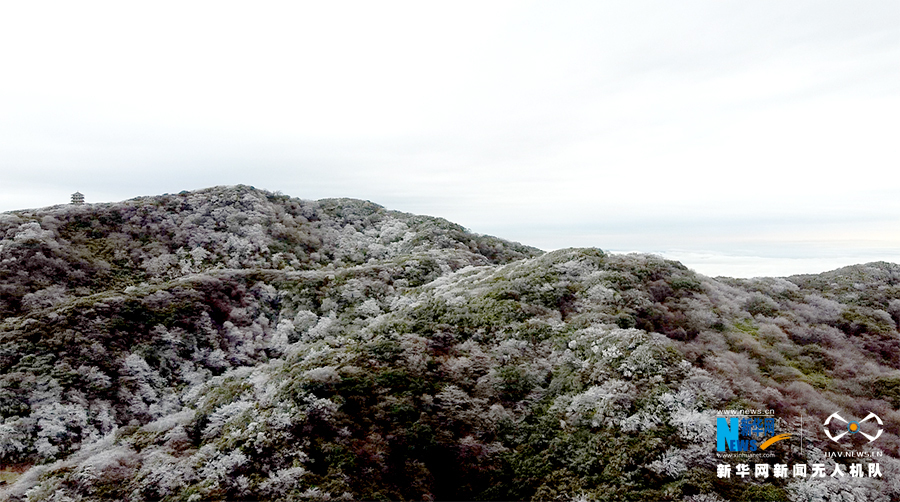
<box><xmin>0</xmin><ymin>1</ymin><xmax>897</xmax><ymax>277</ymax></box>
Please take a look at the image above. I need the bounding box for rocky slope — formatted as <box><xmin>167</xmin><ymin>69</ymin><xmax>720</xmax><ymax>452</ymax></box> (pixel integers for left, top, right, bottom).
<box><xmin>1</xmin><ymin>186</ymin><xmax>898</xmax><ymax>501</ymax></box>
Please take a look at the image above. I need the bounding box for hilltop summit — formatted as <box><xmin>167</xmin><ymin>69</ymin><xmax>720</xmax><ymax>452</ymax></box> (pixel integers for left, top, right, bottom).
<box><xmin>0</xmin><ymin>185</ymin><xmax>539</xmax><ymax>317</ymax></box>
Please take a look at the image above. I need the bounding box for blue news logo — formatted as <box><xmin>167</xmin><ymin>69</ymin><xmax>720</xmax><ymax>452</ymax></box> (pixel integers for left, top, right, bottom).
<box><xmin>716</xmin><ymin>417</ymin><xmax>790</xmax><ymax>452</ymax></box>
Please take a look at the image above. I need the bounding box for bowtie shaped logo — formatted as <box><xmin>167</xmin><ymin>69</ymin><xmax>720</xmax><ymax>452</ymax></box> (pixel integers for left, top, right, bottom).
<box><xmin>823</xmin><ymin>412</ymin><xmax>883</xmax><ymax>443</ymax></box>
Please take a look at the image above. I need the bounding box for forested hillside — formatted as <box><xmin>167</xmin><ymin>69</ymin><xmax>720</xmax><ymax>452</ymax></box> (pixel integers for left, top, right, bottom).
<box><xmin>1</xmin><ymin>186</ymin><xmax>898</xmax><ymax>501</ymax></box>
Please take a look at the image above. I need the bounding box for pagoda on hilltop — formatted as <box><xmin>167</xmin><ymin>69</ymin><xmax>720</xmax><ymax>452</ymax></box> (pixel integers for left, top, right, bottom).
<box><xmin>71</xmin><ymin>192</ymin><xmax>84</xmax><ymax>205</ymax></box>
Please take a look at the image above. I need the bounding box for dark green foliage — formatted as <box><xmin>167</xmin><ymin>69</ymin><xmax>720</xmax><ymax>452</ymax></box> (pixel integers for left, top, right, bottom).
<box><xmin>616</xmin><ymin>314</ymin><xmax>637</xmax><ymax>329</ymax></box>
<box><xmin>739</xmin><ymin>484</ymin><xmax>789</xmax><ymax>502</ymax></box>
<box><xmin>868</xmin><ymin>375</ymin><xmax>900</xmax><ymax>408</ymax></box>
<box><xmin>636</xmin><ymin>303</ymin><xmax>698</xmax><ymax>341</ymax></box>
<box><xmin>375</xmin><ymin>369</ymin><xmax>438</xmax><ymax>397</ymax></box>
<box><xmin>746</xmin><ymin>294</ymin><xmax>779</xmax><ymax>317</ymax></box>
<box><xmin>495</xmin><ymin>365</ymin><xmax>535</xmax><ymax>402</ymax></box>
<box><xmin>793</xmin><ymin>344</ymin><xmax>835</xmax><ymax>374</ymax></box>
<box><xmin>0</xmin><ymin>373</ymin><xmax>31</xmax><ymax>419</ymax></box>
<box><xmin>836</xmin><ymin>306</ymin><xmax>895</xmax><ymax>337</ymax></box>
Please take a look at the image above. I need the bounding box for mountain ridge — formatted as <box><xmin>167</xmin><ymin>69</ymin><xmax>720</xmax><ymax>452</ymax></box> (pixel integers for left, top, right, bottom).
<box><xmin>0</xmin><ymin>185</ymin><xmax>541</xmax><ymax>318</ymax></box>
<box><xmin>1</xmin><ymin>186</ymin><xmax>899</xmax><ymax>501</ymax></box>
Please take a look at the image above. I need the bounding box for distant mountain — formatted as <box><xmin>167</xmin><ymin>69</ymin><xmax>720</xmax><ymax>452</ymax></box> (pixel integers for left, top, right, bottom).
<box><xmin>1</xmin><ymin>186</ymin><xmax>897</xmax><ymax>501</ymax></box>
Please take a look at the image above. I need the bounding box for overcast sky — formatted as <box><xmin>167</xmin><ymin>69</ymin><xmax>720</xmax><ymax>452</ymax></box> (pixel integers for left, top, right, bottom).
<box><xmin>1</xmin><ymin>1</ymin><xmax>897</xmax><ymax>277</ymax></box>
